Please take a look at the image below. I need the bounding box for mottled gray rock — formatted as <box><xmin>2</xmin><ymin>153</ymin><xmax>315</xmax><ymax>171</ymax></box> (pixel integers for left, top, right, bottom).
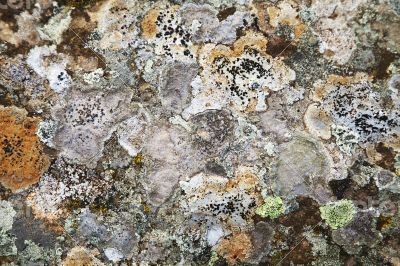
<box><xmin>190</xmin><ymin>109</ymin><xmax>236</xmax><ymax>155</ymax></box>
<box><xmin>275</xmin><ymin>136</ymin><xmax>333</xmax><ymax>203</ymax></box>
<box><xmin>332</xmin><ymin>211</ymin><xmax>382</xmax><ymax>254</ymax></box>
<box><xmin>159</xmin><ymin>61</ymin><xmax>198</xmax><ymax>114</ymax></box>
<box><xmin>247</xmin><ymin>222</ymin><xmax>274</xmax><ymax>264</ymax></box>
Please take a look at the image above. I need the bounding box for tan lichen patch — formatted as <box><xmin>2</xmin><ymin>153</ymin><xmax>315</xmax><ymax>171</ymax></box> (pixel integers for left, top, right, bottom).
<box><xmin>141</xmin><ymin>8</ymin><xmax>161</xmax><ymax>39</ymax></box>
<box><xmin>251</xmin><ymin>1</ymin><xmax>271</xmax><ymax>33</ymax></box>
<box><xmin>252</xmin><ymin>0</ymin><xmax>305</xmax><ymax>40</ymax></box>
<box><xmin>183</xmin><ymin>31</ymin><xmax>295</xmax><ymax>117</ymax></box>
<box><xmin>139</xmin><ymin>3</ymin><xmax>197</xmax><ymax>59</ymax></box>
<box><xmin>63</xmin><ymin>246</ymin><xmax>104</xmax><ymax>266</ymax></box>
<box><xmin>216</xmin><ymin>232</ymin><xmax>253</xmax><ymax>265</ymax></box>
<box><xmin>365</xmin><ymin>136</ymin><xmax>400</xmax><ymax>173</ymax></box>
<box><xmin>267</xmin><ymin>1</ymin><xmax>305</xmax><ymax>39</ymax></box>
<box><xmin>204</xmin><ymin>31</ymin><xmax>268</xmax><ymax>63</ymax></box>
<box><xmin>310</xmin><ymin>72</ymin><xmax>399</xmax><ymax>144</ymax></box>
<box><xmin>0</xmin><ymin>106</ymin><xmax>49</xmax><ymax>192</ymax></box>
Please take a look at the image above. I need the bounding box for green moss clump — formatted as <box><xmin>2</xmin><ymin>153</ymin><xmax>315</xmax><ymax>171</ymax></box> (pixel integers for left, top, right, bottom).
<box><xmin>320</xmin><ymin>199</ymin><xmax>356</xmax><ymax>230</ymax></box>
<box><xmin>255</xmin><ymin>196</ymin><xmax>285</xmax><ymax>219</ymax></box>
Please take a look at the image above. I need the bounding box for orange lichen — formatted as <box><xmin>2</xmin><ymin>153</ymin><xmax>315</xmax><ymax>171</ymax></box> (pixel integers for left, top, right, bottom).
<box><xmin>141</xmin><ymin>8</ymin><xmax>161</xmax><ymax>39</ymax></box>
<box><xmin>217</xmin><ymin>232</ymin><xmax>253</xmax><ymax>265</ymax></box>
<box><xmin>226</xmin><ymin>169</ymin><xmax>260</xmax><ymax>191</ymax></box>
<box><xmin>0</xmin><ymin>106</ymin><xmax>49</xmax><ymax>192</ymax></box>
<box><xmin>204</xmin><ymin>31</ymin><xmax>268</xmax><ymax>63</ymax></box>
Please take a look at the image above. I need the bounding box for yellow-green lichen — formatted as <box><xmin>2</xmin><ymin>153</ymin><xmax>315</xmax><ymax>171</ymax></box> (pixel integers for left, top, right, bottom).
<box><xmin>208</xmin><ymin>251</ymin><xmax>219</xmax><ymax>266</ymax></box>
<box><xmin>320</xmin><ymin>199</ymin><xmax>356</xmax><ymax>230</ymax></box>
<box><xmin>255</xmin><ymin>196</ymin><xmax>285</xmax><ymax>219</ymax></box>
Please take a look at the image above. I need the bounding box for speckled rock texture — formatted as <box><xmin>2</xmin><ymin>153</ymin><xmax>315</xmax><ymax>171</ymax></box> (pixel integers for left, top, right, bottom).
<box><xmin>0</xmin><ymin>0</ymin><xmax>399</xmax><ymax>265</ymax></box>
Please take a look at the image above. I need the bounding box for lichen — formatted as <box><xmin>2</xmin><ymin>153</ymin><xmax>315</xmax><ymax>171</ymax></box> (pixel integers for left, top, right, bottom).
<box><xmin>18</xmin><ymin>240</ymin><xmax>61</xmax><ymax>265</ymax></box>
<box><xmin>1</xmin><ymin>0</ymin><xmax>399</xmax><ymax>264</ymax></box>
<box><xmin>0</xmin><ymin>200</ymin><xmax>17</xmax><ymax>256</ymax></box>
<box><xmin>216</xmin><ymin>233</ymin><xmax>253</xmax><ymax>265</ymax></box>
<box><xmin>320</xmin><ymin>199</ymin><xmax>356</xmax><ymax>229</ymax></box>
<box><xmin>0</xmin><ymin>106</ymin><xmax>49</xmax><ymax>192</ymax></box>
<box><xmin>180</xmin><ymin>167</ymin><xmax>262</xmax><ymax>227</ymax></box>
<box><xmin>208</xmin><ymin>251</ymin><xmax>219</xmax><ymax>266</ymax></box>
<box><xmin>255</xmin><ymin>196</ymin><xmax>285</xmax><ymax>219</ymax></box>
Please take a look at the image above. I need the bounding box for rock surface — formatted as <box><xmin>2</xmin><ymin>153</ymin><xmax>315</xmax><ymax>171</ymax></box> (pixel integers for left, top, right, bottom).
<box><xmin>0</xmin><ymin>0</ymin><xmax>399</xmax><ymax>265</ymax></box>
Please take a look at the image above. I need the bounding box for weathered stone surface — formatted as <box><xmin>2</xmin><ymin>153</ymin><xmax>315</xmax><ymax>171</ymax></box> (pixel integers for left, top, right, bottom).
<box><xmin>0</xmin><ymin>0</ymin><xmax>399</xmax><ymax>264</ymax></box>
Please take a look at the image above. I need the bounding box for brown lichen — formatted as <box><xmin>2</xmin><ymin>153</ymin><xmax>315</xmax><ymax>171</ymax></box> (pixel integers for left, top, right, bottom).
<box><xmin>0</xmin><ymin>106</ymin><xmax>49</xmax><ymax>192</ymax></box>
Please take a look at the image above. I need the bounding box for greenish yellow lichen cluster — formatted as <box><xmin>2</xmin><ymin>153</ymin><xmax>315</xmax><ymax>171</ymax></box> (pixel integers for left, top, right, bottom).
<box><xmin>255</xmin><ymin>196</ymin><xmax>285</xmax><ymax>219</ymax></box>
<box><xmin>320</xmin><ymin>199</ymin><xmax>356</xmax><ymax>229</ymax></box>
<box><xmin>208</xmin><ymin>251</ymin><xmax>219</xmax><ymax>266</ymax></box>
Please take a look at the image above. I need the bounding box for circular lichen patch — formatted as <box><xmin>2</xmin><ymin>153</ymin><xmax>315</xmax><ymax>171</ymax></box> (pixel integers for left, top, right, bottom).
<box><xmin>255</xmin><ymin>196</ymin><xmax>285</xmax><ymax>219</ymax></box>
<box><xmin>320</xmin><ymin>199</ymin><xmax>356</xmax><ymax>230</ymax></box>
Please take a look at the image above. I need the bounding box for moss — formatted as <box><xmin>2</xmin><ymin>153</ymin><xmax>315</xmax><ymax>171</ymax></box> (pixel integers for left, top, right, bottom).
<box><xmin>320</xmin><ymin>199</ymin><xmax>356</xmax><ymax>230</ymax></box>
<box><xmin>143</xmin><ymin>203</ymin><xmax>151</xmax><ymax>213</ymax></box>
<box><xmin>64</xmin><ymin>198</ymin><xmax>85</xmax><ymax>211</ymax></box>
<box><xmin>255</xmin><ymin>196</ymin><xmax>285</xmax><ymax>219</ymax></box>
<box><xmin>89</xmin><ymin>203</ymin><xmax>109</xmax><ymax>214</ymax></box>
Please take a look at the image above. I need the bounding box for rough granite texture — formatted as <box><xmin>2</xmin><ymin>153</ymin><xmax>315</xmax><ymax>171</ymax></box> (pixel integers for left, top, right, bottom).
<box><xmin>0</xmin><ymin>0</ymin><xmax>399</xmax><ymax>265</ymax></box>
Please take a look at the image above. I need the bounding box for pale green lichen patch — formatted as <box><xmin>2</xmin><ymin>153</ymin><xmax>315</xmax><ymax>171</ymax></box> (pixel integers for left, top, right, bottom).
<box><xmin>255</xmin><ymin>196</ymin><xmax>285</xmax><ymax>219</ymax></box>
<box><xmin>208</xmin><ymin>251</ymin><xmax>219</xmax><ymax>266</ymax></box>
<box><xmin>320</xmin><ymin>199</ymin><xmax>356</xmax><ymax>230</ymax></box>
<box><xmin>0</xmin><ymin>201</ymin><xmax>15</xmax><ymax>232</ymax></box>
<box><xmin>18</xmin><ymin>240</ymin><xmax>61</xmax><ymax>265</ymax></box>
<box><xmin>0</xmin><ymin>200</ymin><xmax>17</xmax><ymax>256</ymax></box>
